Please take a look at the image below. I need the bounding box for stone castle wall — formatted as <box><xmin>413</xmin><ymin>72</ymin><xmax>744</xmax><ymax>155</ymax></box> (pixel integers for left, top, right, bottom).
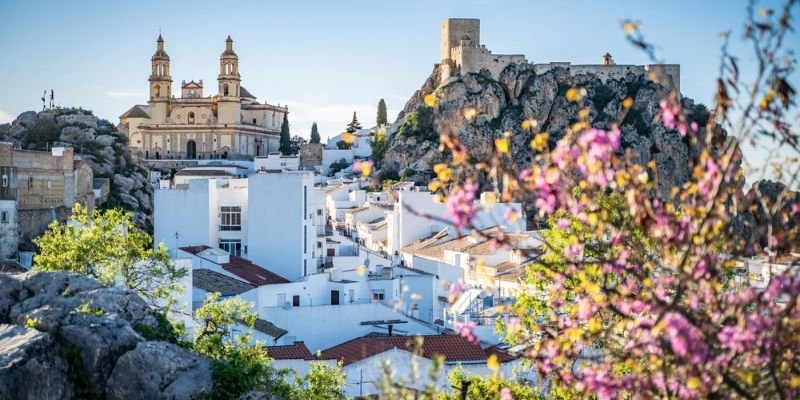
<box><xmin>438</xmin><ymin>18</ymin><xmax>680</xmax><ymax>93</ymax></box>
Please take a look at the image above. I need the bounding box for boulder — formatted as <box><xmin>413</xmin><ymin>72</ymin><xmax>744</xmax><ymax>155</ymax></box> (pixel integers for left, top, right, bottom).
<box><xmin>59</xmin><ymin>126</ymin><xmax>95</xmax><ymax>145</ymax></box>
<box><xmin>95</xmin><ymin>134</ymin><xmax>117</xmax><ymax>147</ymax></box>
<box><xmin>106</xmin><ymin>341</ymin><xmax>213</xmax><ymax>400</ymax></box>
<box><xmin>0</xmin><ymin>272</ymin><xmax>223</xmax><ymax>399</ymax></box>
<box><xmin>113</xmin><ymin>173</ymin><xmax>141</xmax><ymax>193</ymax></box>
<box><xmin>56</xmin><ymin>114</ymin><xmax>98</xmax><ymax>129</ymax></box>
<box><xmin>0</xmin><ymin>324</ymin><xmax>73</xmax><ymax>400</ymax></box>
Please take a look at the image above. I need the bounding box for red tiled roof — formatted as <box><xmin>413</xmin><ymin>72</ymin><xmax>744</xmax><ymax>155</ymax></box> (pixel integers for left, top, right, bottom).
<box><xmin>484</xmin><ymin>345</ymin><xmax>518</xmax><ymax>363</ymax></box>
<box><xmin>320</xmin><ymin>335</ymin><xmax>488</xmax><ymax>365</ymax></box>
<box><xmin>180</xmin><ymin>245</ymin><xmax>290</xmax><ymax>286</ymax></box>
<box><xmin>265</xmin><ymin>342</ymin><xmax>314</xmax><ymax>360</ymax></box>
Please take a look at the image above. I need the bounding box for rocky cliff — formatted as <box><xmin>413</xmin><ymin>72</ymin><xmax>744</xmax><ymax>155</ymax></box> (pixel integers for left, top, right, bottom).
<box><xmin>0</xmin><ymin>271</ymin><xmax>213</xmax><ymax>399</ymax></box>
<box><xmin>0</xmin><ymin>108</ymin><xmax>152</xmax><ymax>229</ymax></box>
<box><xmin>383</xmin><ymin>63</ymin><xmax>714</xmax><ymax>199</ymax></box>
<box><xmin>384</xmin><ymin>64</ymin><xmax>800</xmax><ymax>253</ymax></box>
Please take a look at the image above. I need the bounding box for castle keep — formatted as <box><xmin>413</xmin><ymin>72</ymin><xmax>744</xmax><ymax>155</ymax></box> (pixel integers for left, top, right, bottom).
<box><xmin>118</xmin><ymin>35</ymin><xmax>288</xmax><ymax>161</ymax></box>
<box><xmin>439</xmin><ymin>18</ymin><xmax>680</xmax><ymax>94</ymax></box>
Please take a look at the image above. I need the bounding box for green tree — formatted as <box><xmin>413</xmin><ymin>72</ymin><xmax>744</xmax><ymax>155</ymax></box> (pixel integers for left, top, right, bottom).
<box><xmin>34</xmin><ymin>204</ymin><xmax>185</xmax><ymax>309</ymax></box>
<box><xmin>289</xmin><ymin>135</ymin><xmax>307</xmax><ymax>155</ymax></box>
<box><xmin>376</xmin><ymin>98</ymin><xmax>388</xmax><ymax>126</ymax></box>
<box><xmin>346</xmin><ymin>111</ymin><xmax>362</xmax><ymax>133</ymax></box>
<box><xmin>370</xmin><ymin>129</ymin><xmax>389</xmax><ymax>165</ymax></box>
<box><xmin>291</xmin><ymin>362</ymin><xmax>346</xmax><ymax>400</ymax></box>
<box><xmin>279</xmin><ymin>114</ymin><xmax>291</xmax><ymax>155</ymax></box>
<box><xmin>193</xmin><ymin>292</ymin><xmax>292</xmax><ymax>399</ymax></box>
<box><xmin>310</xmin><ymin>122</ymin><xmax>321</xmax><ymax>144</ymax></box>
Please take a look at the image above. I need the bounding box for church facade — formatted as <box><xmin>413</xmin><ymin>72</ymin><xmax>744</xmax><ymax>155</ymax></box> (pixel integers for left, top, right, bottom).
<box><xmin>118</xmin><ymin>35</ymin><xmax>287</xmax><ymax>160</ymax></box>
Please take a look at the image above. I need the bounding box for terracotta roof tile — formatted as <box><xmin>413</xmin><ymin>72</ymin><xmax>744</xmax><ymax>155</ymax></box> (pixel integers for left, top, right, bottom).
<box><xmin>181</xmin><ymin>246</ymin><xmax>290</xmax><ymax>286</ymax></box>
<box><xmin>484</xmin><ymin>345</ymin><xmax>518</xmax><ymax>363</ymax></box>
<box><xmin>320</xmin><ymin>335</ymin><xmax>488</xmax><ymax>365</ymax></box>
<box><xmin>265</xmin><ymin>342</ymin><xmax>313</xmax><ymax>360</ymax></box>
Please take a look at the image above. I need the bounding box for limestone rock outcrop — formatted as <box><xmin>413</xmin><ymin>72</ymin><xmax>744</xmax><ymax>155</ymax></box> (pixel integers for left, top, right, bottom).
<box><xmin>0</xmin><ymin>271</ymin><xmax>213</xmax><ymax>400</ymax></box>
<box><xmin>383</xmin><ymin>63</ymin><xmax>714</xmax><ymax>199</ymax></box>
<box><xmin>0</xmin><ymin>108</ymin><xmax>153</xmax><ymax>228</ymax></box>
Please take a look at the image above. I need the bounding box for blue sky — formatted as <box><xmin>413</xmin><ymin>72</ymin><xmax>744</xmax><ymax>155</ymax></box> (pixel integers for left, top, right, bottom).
<box><xmin>0</xmin><ymin>0</ymin><xmax>795</xmax><ymax>149</ymax></box>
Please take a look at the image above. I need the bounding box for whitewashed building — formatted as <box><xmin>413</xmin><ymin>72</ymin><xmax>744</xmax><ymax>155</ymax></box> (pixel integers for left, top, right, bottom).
<box><xmin>319</xmin><ymin>334</ymin><xmax>531</xmax><ymax>398</ymax></box>
<box><xmin>154</xmin><ymin>169</ymin><xmax>323</xmax><ymax>281</ymax></box>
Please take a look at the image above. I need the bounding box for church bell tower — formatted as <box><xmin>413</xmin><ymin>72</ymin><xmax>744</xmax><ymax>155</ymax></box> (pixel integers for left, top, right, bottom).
<box><xmin>217</xmin><ymin>36</ymin><xmax>241</xmax><ymax>124</ymax></box>
<box><xmin>149</xmin><ymin>34</ymin><xmax>172</xmax><ymax>121</ymax></box>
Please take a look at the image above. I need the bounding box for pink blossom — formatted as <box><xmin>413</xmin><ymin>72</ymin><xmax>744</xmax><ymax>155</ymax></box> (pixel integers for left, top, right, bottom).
<box><xmin>444</xmin><ymin>182</ymin><xmax>478</xmax><ymax>229</ymax></box>
<box><xmin>455</xmin><ymin>320</ymin><xmax>478</xmax><ymax>344</ymax></box>
<box><xmin>563</xmin><ymin>243</ymin><xmax>583</xmax><ymax>260</ymax></box>
<box><xmin>501</xmin><ymin>387</ymin><xmax>513</xmax><ymax>400</ymax></box>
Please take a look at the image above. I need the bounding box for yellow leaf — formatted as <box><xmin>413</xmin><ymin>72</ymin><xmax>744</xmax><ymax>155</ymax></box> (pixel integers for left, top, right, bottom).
<box><xmin>482</xmin><ymin>192</ymin><xmax>497</xmax><ymax>205</ymax></box>
<box><xmin>463</xmin><ymin>107</ymin><xmax>477</xmax><ymax>122</ymax></box>
<box><xmin>360</xmin><ymin>162</ymin><xmax>372</xmax><ymax>177</ymax></box>
<box><xmin>356</xmin><ymin>266</ymin><xmax>366</xmax><ymax>276</ymax></box>
<box><xmin>495</xmin><ymin>138</ymin><xmax>509</xmax><ymax>154</ymax></box>
<box><xmin>587</xmin><ymin>317</ymin><xmax>602</xmax><ymax>334</ymax></box>
<box><xmin>521</xmin><ymin>118</ymin><xmax>538</xmax><ymax>130</ymax></box>
<box><xmin>790</xmin><ymin>376</ymin><xmax>800</xmax><ymax>388</ymax></box>
<box><xmin>342</xmin><ymin>132</ymin><xmax>355</xmax><ymax>144</ymax></box>
<box><xmin>424</xmin><ymin>94</ymin><xmax>438</xmax><ymax>107</ymax></box>
<box><xmin>487</xmin><ymin>354</ymin><xmax>500</xmax><ymax>371</ymax></box>
<box><xmin>428</xmin><ymin>180</ymin><xmax>442</xmax><ymax>191</ymax></box>
<box><xmin>623</xmin><ymin>22</ymin><xmax>634</xmax><ymax>33</ymax></box>
<box><xmin>530</xmin><ymin>132</ymin><xmax>549</xmax><ymax>151</ymax></box>
<box><xmin>566</xmin><ymin>87</ymin><xmax>586</xmax><ymax>102</ymax></box>
<box><xmin>687</xmin><ymin>377</ymin><xmax>701</xmax><ymax>390</ymax></box>
<box><xmin>622</xmin><ymin>97</ymin><xmax>634</xmax><ymax>108</ymax></box>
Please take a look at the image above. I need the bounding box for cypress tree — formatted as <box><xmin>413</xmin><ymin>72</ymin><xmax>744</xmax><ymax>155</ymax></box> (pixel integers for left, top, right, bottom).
<box><xmin>279</xmin><ymin>114</ymin><xmax>291</xmax><ymax>154</ymax></box>
<box><xmin>376</xmin><ymin>99</ymin><xmax>387</xmax><ymax>126</ymax></box>
<box><xmin>310</xmin><ymin>122</ymin><xmax>321</xmax><ymax>144</ymax></box>
<box><xmin>346</xmin><ymin>111</ymin><xmax>362</xmax><ymax>133</ymax></box>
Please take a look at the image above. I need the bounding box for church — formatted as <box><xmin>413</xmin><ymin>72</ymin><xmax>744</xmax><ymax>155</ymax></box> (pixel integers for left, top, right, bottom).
<box><xmin>118</xmin><ymin>35</ymin><xmax>287</xmax><ymax>160</ymax></box>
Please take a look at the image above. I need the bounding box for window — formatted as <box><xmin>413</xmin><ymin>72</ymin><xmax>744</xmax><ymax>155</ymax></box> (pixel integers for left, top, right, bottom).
<box><xmin>331</xmin><ymin>290</ymin><xmax>340</xmax><ymax>305</ymax></box>
<box><xmin>317</xmin><ymin>209</ymin><xmax>322</xmax><ymax>216</ymax></box>
<box><xmin>220</xmin><ymin>206</ymin><xmax>241</xmax><ymax>231</ymax></box>
<box><xmin>218</xmin><ymin>239</ymin><xmax>242</xmax><ymax>256</ymax></box>
<box><xmin>371</xmin><ymin>290</ymin><xmax>385</xmax><ymax>301</ymax></box>
<box><xmin>1</xmin><ymin>211</ymin><xmax>7</xmax><ymax>224</ymax></box>
<box><xmin>303</xmin><ymin>226</ymin><xmax>307</xmax><ymax>254</ymax></box>
<box><xmin>303</xmin><ymin>186</ymin><xmax>307</xmax><ymax>219</ymax></box>
<box><xmin>277</xmin><ymin>293</ymin><xmax>286</xmax><ymax>306</ymax></box>
<box><xmin>304</xmin><ymin>259</ymin><xmax>307</xmax><ymax>276</ymax></box>
<box><xmin>1</xmin><ymin>175</ymin><xmax>7</xmax><ymax>187</ymax></box>
<box><xmin>292</xmin><ymin>295</ymin><xmax>300</xmax><ymax>307</ymax></box>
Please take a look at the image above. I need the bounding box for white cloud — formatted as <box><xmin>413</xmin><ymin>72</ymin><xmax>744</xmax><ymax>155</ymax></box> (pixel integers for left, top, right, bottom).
<box><xmin>0</xmin><ymin>109</ymin><xmax>13</xmax><ymax>124</ymax></box>
<box><xmin>105</xmin><ymin>90</ymin><xmax>147</xmax><ymax>98</ymax></box>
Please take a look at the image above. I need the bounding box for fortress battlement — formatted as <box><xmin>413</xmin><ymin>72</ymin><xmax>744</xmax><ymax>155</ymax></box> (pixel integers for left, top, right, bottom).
<box><xmin>438</xmin><ymin>18</ymin><xmax>680</xmax><ymax>94</ymax></box>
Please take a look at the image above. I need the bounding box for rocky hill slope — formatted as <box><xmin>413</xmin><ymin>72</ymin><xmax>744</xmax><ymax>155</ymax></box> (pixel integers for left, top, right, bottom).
<box><xmin>383</xmin><ymin>63</ymin><xmax>714</xmax><ymax>199</ymax></box>
<box><xmin>0</xmin><ymin>271</ymin><xmax>212</xmax><ymax>399</ymax></box>
<box><xmin>384</xmin><ymin>63</ymin><xmax>799</xmax><ymax>253</ymax></box>
<box><xmin>0</xmin><ymin>108</ymin><xmax>152</xmax><ymax>229</ymax></box>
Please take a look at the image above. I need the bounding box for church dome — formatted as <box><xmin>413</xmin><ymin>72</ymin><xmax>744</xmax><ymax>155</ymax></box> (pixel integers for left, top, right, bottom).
<box><xmin>152</xmin><ymin>34</ymin><xmax>169</xmax><ymax>60</ymax></box>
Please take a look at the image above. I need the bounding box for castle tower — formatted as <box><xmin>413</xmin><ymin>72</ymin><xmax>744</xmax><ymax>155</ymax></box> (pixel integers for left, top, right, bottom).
<box><xmin>440</xmin><ymin>18</ymin><xmax>480</xmax><ymax>62</ymax></box>
<box><xmin>148</xmin><ymin>34</ymin><xmax>172</xmax><ymax>121</ymax></box>
<box><xmin>217</xmin><ymin>35</ymin><xmax>241</xmax><ymax>124</ymax></box>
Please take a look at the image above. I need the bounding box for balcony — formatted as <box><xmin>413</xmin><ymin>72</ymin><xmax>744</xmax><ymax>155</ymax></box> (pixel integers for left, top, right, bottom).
<box><xmin>219</xmin><ymin>224</ymin><xmax>241</xmax><ymax>231</ymax></box>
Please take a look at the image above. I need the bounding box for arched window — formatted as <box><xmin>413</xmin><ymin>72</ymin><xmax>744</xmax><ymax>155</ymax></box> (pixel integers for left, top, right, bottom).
<box><xmin>188</xmin><ymin>112</ymin><xmax>195</xmax><ymax>124</ymax></box>
<box><xmin>223</xmin><ymin>84</ymin><xmax>229</xmax><ymax>96</ymax></box>
<box><xmin>186</xmin><ymin>140</ymin><xmax>197</xmax><ymax>159</ymax></box>
<box><xmin>154</xmin><ymin>85</ymin><xmax>161</xmax><ymax>97</ymax></box>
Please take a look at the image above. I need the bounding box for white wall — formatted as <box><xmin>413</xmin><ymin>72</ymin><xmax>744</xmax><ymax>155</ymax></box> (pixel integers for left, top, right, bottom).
<box><xmin>247</xmin><ymin>172</ymin><xmax>317</xmax><ymax>281</ymax></box>
<box><xmin>261</xmin><ymin>302</ymin><xmax>444</xmax><ymax>351</ymax></box>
